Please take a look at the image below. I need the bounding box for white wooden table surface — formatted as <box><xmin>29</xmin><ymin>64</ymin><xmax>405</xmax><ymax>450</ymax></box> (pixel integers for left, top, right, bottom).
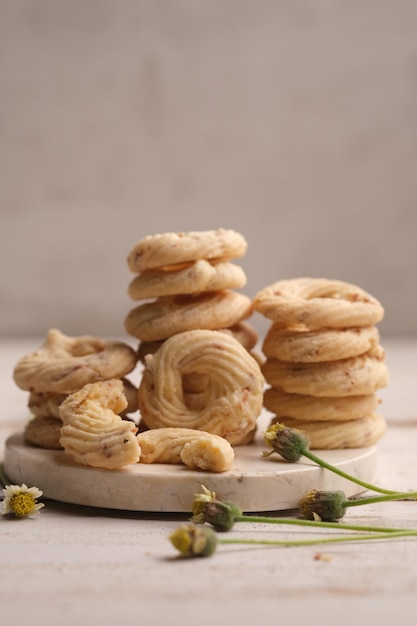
<box><xmin>1</xmin><ymin>337</ymin><xmax>417</xmax><ymax>626</ymax></box>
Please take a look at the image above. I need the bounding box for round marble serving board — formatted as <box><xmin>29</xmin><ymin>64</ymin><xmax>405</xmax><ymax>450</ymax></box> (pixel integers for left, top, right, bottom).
<box><xmin>4</xmin><ymin>420</ymin><xmax>380</xmax><ymax>513</ymax></box>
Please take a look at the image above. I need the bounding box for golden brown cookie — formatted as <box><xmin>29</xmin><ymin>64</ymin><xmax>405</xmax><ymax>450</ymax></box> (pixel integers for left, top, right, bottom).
<box><xmin>261</xmin><ymin>348</ymin><xmax>388</xmax><ymax>397</ymax></box>
<box><xmin>13</xmin><ymin>329</ymin><xmax>138</xmax><ymax>394</ymax></box>
<box><xmin>270</xmin><ymin>413</ymin><xmax>386</xmax><ymax>449</ymax></box>
<box><xmin>127</xmin><ymin>228</ymin><xmax>247</xmax><ymax>273</ymax></box>
<box><xmin>128</xmin><ymin>259</ymin><xmax>246</xmax><ymax>300</ymax></box>
<box><xmin>263</xmin><ymin>387</ymin><xmax>380</xmax><ymax>421</ymax></box>
<box><xmin>253</xmin><ymin>278</ymin><xmax>384</xmax><ymax>329</ymax></box>
<box><xmin>262</xmin><ymin>324</ymin><xmax>380</xmax><ymax>363</ymax></box>
<box><xmin>125</xmin><ymin>291</ymin><xmax>253</xmax><ymax>342</ymax></box>
<box><xmin>24</xmin><ymin>415</ymin><xmax>63</xmax><ymax>450</ymax></box>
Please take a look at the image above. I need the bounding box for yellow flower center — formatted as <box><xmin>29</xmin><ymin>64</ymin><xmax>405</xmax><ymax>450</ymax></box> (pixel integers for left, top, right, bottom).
<box><xmin>10</xmin><ymin>493</ymin><xmax>37</xmax><ymax>517</ymax></box>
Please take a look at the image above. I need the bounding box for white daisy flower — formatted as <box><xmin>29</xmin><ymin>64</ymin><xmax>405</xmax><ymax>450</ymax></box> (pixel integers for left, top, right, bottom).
<box><xmin>2</xmin><ymin>483</ymin><xmax>44</xmax><ymax>518</ymax></box>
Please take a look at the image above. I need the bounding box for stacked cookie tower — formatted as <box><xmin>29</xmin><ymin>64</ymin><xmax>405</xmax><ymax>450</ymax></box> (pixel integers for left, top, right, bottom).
<box><xmin>124</xmin><ymin>229</ymin><xmax>259</xmax><ymax>370</ymax></box>
<box><xmin>252</xmin><ymin>278</ymin><xmax>389</xmax><ymax>449</ymax></box>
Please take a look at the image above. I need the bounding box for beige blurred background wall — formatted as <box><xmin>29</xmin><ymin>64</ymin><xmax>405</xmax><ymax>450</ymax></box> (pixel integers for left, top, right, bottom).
<box><xmin>1</xmin><ymin>0</ymin><xmax>416</xmax><ymax>340</ymax></box>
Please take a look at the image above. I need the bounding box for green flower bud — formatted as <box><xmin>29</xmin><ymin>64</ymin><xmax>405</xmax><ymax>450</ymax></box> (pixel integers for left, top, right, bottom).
<box><xmin>191</xmin><ymin>485</ymin><xmax>242</xmax><ymax>531</ymax></box>
<box><xmin>169</xmin><ymin>524</ymin><xmax>218</xmax><ymax>558</ymax></box>
<box><xmin>299</xmin><ymin>489</ymin><xmax>347</xmax><ymax>521</ymax></box>
<box><xmin>263</xmin><ymin>422</ymin><xmax>310</xmax><ymax>462</ymax></box>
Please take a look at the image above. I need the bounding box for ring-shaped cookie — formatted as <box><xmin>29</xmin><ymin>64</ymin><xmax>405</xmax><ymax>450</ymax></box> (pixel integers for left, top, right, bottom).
<box><xmin>270</xmin><ymin>413</ymin><xmax>386</xmax><ymax>449</ymax></box>
<box><xmin>262</xmin><ymin>324</ymin><xmax>380</xmax><ymax>362</ymax></box>
<box><xmin>13</xmin><ymin>329</ymin><xmax>138</xmax><ymax>393</ymax></box>
<box><xmin>262</xmin><ymin>349</ymin><xmax>388</xmax><ymax>397</ymax></box>
<box><xmin>263</xmin><ymin>388</ymin><xmax>379</xmax><ymax>421</ymax></box>
<box><xmin>128</xmin><ymin>259</ymin><xmax>247</xmax><ymax>300</ymax></box>
<box><xmin>253</xmin><ymin>278</ymin><xmax>384</xmax><ymax>328</ymax></box>
<box><xmin>125</xmin><ymin>291</ymin><xmax>253</xmax><ymax>342</ymax></box>
<box><xmin>137</xmin><ymin>329</ymin><xmax>264</xmax><ymax>445</ymax></box>
<box><xmin>127</xmin><ymin>228</ymin><xmax>247</xmax><ymax>273</ymax></box>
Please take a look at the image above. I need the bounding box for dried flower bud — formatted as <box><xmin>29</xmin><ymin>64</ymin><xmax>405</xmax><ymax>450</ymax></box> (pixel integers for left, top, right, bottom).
<box><xmin>263</xmin><ymin>422</ymin><xmax>310</xmax><ymax>462</ymax></box>
<box><xmin>191</xmin><ymin>485</ymin><xmax>242</xmax><ymax>531</ymax></box>
<box><xmin>169</xmin><ymin>524</ymin><xmax>218</xmax><ymax>558</ymax></box>
<box><xmin>299</xmin><ymin>489</ymin><xmax>347</xmax><ymax>521</ymax></box>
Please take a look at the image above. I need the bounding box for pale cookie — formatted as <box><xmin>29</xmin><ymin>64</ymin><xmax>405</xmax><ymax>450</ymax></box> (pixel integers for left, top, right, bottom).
<box><xmin>271</xmin><ymin>413</ymin><xmax>386</xmax><ymax>449</ymax></box>
<box><xmin>128</xmin><ymin>259</ymin><xmax>246</xmax><ymax>300</ymax></box>
<box><xmin>27</xmin><ymin>377</ymin><xmax>138</xmax><ymax>419</ymax></box>
<box><xmin>138</xmin><ymin>329</ymin><xmax>264</xmax><ymax>445</ymax></box>
<box><xmin>125</xmin><ymin>291</ymin><xmax>253</xmax><ymax>342</ymax></box>
<box><xmin>127</xmin><ymin>228</ymin><xmax>247</xmax><ymax>273</ymax></box>
<box><xmin>262</xmin><ymin>348</ymin><xmax>388</xmax><ymax>397</ymax></box>
<box><xmin>137</xmin><ymin>427</ymin><xmax>235</xmax><ymax>472</ymax></box>
<box><xmin>13</xmin><ymin>329</ymin><xmax>138</xmax><ymax>394</ymax></box>
<box><xmin>24</xmin><ymin>415</ymin><xmax>63</xmax><ymax>450</ymax></box>
<box><xmin>253</xmin><ymin>278</ymin><xmax>384</xmax><ymax>329</ymax></box>
<box><xmin>262</xmin><ymin>324</ymin><xmax>380</xmax><ymax>363</ymax></box>
<box><xmin>263</xmin><ymin>388</ymin><xmax>380</xmax><ymax>421</ymax></box>
<box><xmin>59</xmin><ymin>379</ymin><xmax>141</xmax><ymax>469</ymax></box>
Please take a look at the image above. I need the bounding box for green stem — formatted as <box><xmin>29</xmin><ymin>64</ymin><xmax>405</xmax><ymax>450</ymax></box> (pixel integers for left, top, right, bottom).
<box><xmin>302</xmin><ymin>448</ymin><xmax>405</xmax><ymax>496</ymax></box>
<box><xmin>0</xmin><ymin>463</ymin><xmax>10</xmax><ymax>490</ymax></box>
<box><xmin>219</xmin><ymin>529</ymin><xmax>417</xmax><ymax>549</ymax></box>
<box><xmin>235</xmin><ymin>514</ymin><xmax>409</xmax><ymax>534</ymax></box>
<box><xmin>344</xmin><ymin>491</ymin><xmax>417</xmax><ymax>508</ymax></box>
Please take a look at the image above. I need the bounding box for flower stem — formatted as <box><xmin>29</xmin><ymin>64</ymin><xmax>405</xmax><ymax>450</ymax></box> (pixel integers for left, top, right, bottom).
<box><xmin>235</xmin><ymin>514</ymin><xmax>409</xmax><ymax>534</ymax></box>
<box><xmin>219</xmin><ymin>529</ymin><xmax>417</xmax><ymax>549</ymax></box>
<box><xmin>302</xmin><ymin>448</ymin><xmax>404</xmax><ymax>496</ymax></box>
<box><xmin>344</xmin><ymin>491</ymin><xmax>417</xmax><ymax>508</ymax></box>
<box><xmin>0</xmin><ymin>463</ymin><xmax>10</xmax><ymax>492</ymax></box>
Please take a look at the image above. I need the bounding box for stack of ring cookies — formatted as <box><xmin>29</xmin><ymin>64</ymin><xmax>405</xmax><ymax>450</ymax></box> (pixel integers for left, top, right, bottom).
<box><xmin>12</xmin><ymin>328</ymin><xmax>139</xmax><ymax>451</ymax></box>
<box><xmin>124</xmin><ymin>228</ymin><xmax>261</xmax><ymax>386</ymax></box>
<box><xmin>253</xmin><ymin>277</ymin><xmax>389</xmax><ymax>449</ymax></box>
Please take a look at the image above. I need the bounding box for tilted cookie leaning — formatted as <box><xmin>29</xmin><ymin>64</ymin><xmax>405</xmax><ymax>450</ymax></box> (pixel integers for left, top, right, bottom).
<box><xmin>138</xmin><ymin>329</ymin><xmax>264</xmax><ymax>446</ymax></box>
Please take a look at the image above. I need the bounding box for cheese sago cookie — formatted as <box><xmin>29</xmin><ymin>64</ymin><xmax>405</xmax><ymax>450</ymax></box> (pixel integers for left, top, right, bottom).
<box><xmin>137</xmin><ymin>427</ymin><xmax>235</xmax><ymax>472</ymax></box>
<box><xmin>13</xmin><ymin>329</ymin><xmax>137</xmax><ymax>394</ymax></box>
<box><xmin>262</xmin><ymin>347</ymin><xmax>388</xmax><ymax>397</ymax></box>
<box><xmin>263</xmin><ymin>387</ymin><xmax>380</xmax><ymax>421</ymax></box>
<box><xmin>253</xmin><ymin>278</ymin><xmax>384</xmax><ymax>329</ymax></box>
<box><xmin>262</xmin><ymin>324</ymin><xmax>380</xmax><ymax>363</ymax></box>
<box><xmin>125</xmin><ymin>291</ymin><xmax>253</xmax><ymax>342</ymax></box>
<box><xmin>128</xmin><ymin>259</ymin><xmax>246</xmax><ymax>300</ymax></box>
<box><xmin>59</xmin><ymin>379</ymin><xmax>141</xmax><ymax>469</ymax></box>
<box><xmin>271</xmin><ymin>413</ymin><xmax>386</xmax><ymax>449</ymax></box>
<box><xmin>138</xmin><ymin>329</ymin><xmax>264</xmax><ymax>445</ymax></box>
<box><xmin>127</xmin><ymin>228</ymin><xmax>247</xmax><ymax>273</ymax></box>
